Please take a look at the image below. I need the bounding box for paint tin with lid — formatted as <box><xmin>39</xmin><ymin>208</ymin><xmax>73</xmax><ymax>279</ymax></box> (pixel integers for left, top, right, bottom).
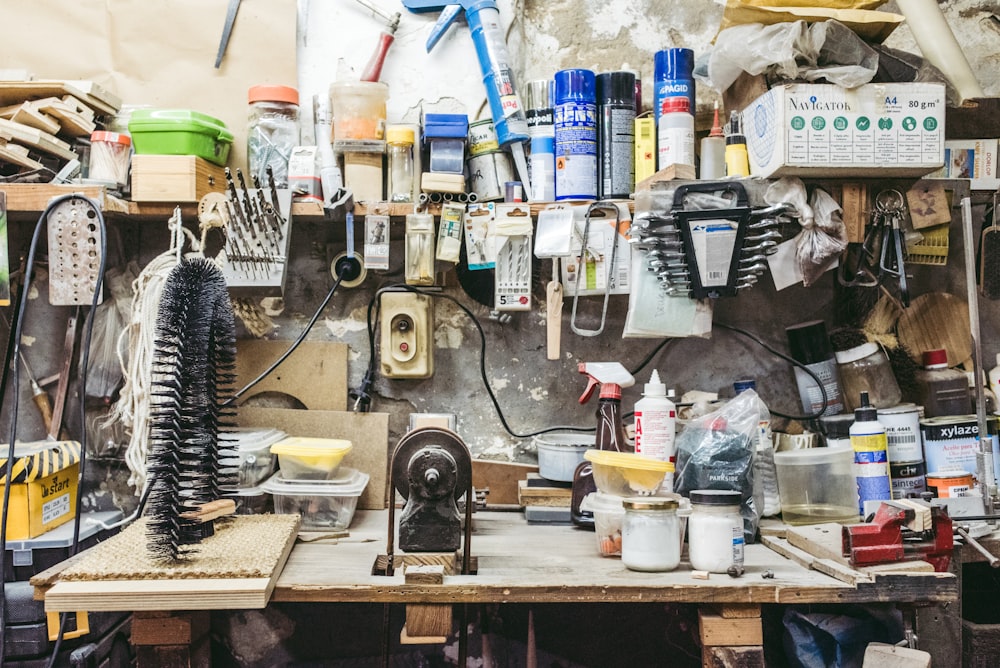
<box><xmin>878</xmin><ymin>403</ymin><xmax>924</xmax><ymax>463</ymax></box>
<box><xmin>921</xmin><ymin>415</ymin><xmax>981</xmax><ymax>478</ymax></box>
<box><xmin>926</xmin><ymin>470</ymin><xmax>974</xmax><ymax>498</ymax></box>
<box><xmin>890</xmin><ymin>460</ymin><xmax>927</xmax><ymax>499</ymax></box>
<box><xmin>468</xmin><ymin>119</ymin><xmax>500</xmax><ymax>157</ymax></box>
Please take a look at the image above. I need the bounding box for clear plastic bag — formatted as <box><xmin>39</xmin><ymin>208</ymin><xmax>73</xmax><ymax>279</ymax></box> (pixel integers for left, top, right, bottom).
<box><xmin>673</xmin><ymin>389</ymin><xmax>763</xmax><ymax>542</ymax></box>
<box><xmin>765</xmin><ymin>178</ymin><xmax>847</xmax><ymax>287</ymax></box>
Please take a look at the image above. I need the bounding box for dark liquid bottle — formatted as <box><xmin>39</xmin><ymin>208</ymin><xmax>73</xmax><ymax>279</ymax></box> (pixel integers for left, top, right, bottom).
<box><xmin>571</xmin><ymin>389</ymin><xmax>631</xmax><ymax>527</ymax></box>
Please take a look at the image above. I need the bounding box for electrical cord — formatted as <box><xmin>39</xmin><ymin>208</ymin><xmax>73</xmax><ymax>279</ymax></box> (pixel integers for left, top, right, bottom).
<box><xmin>0</xmin><ymin>194</ymin><xmax>107</xmax><ymax>668</ymax></box>
<box><xmin>716</xmin><ymin>322</ymin><xmax>829</xmax><ymax>421</ymax></box>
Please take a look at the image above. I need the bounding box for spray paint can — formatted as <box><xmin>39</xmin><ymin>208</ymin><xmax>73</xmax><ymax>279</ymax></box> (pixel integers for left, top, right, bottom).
<box><xmin>850</xmin><ymin>391</ymin><xmax>892</xmax><ymax>517</ymax></box>
<box><xmin>524</xmin><ymin>79</ymin><xmax>555</xmax><ymax>139</ymax></box>
<box><xmin>553</xmin><ymin>69</ymin><xmax>597</xmax><ymax>201</ymax></box>
<box><xmin>596</xmin><ymin>71</ymin><xmax>636</xmax><ymax>200</ymax></box>
<box><xmin>653</xmin><ymin>48</ymin><xmax>695</xmax><ymax>126</ymax></box>
<box><xmin>530</xmin><ymin>135</ymin><xmax>555</xmax><ymax>201</ymax></box>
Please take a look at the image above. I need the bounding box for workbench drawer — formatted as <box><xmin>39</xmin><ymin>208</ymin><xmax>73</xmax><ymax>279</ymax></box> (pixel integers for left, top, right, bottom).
<box><xmin>130</xmin><ymin>154</ymin><xmax>226</xmax><ymax>202</ymax></box>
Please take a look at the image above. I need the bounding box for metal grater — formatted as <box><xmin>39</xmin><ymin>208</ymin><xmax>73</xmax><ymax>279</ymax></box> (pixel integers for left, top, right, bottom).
<box><xmin>47</xmin><ymin>198</ymin><xmax>104</xmax><ymax>306</ymax></box>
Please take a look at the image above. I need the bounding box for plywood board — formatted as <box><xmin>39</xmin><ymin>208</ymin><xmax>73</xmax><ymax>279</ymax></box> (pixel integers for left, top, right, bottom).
<box><xmin>0</xmin><ymin>118</ymin><xmax>75</xmax><ymax>160</ymax></box>
<box><xmin>472</xmin><ymin>459</ymin><xmax>538</xmax><ymax>506</ymax></box>
<box><xmin>234</xmin><ymin>340</ymin><xmax>348</xmax><ymax>411</ymax></box>
<box><xmin>35</xmin><ymin>99</ymin><xmax>96</xmax><ymax>137</ymax></box>
<box><xmin>9</xmin><ymin>102</ymin><xmax>59</xmax><ymax>135</ymax></box>
<box><xmin>0</xmin><ymin>81</ymin><xmax>116</xmax><ymax>116</ymax></box>
<box><xmin>0</xmin><ymin>140</ymin><xmax>43</xmax><ymax>171</ymax></box>
<box><xmin>235</xmin><ymin>407</ymin><xmax>389</xmax><ymax>510</ymax></box>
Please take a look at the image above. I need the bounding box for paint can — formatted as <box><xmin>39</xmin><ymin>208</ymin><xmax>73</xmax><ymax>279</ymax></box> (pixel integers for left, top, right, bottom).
<box><xmin>890</xmin><ymin>460</ymin><xmax>927</xmax><ymax>499</ymax></box>
<box><xmin>877</xmin><ymin>403</ymin><xmax>924</xmax><ymax>463</ymax></box>
<box><xmin>596</xmin><ymin>71</ymin><xmax>636</xmax><ymax>200</ymax></box>
<box><xmin>467</xmin><ymin>151</ymin><xmax>512</xmax><ymax>203</ymax></box>
<box><xmin>468</xmin><ymin>119</ymin><xmax>500</xmax><ymax>157</ymax></box>
<box><xmin>926</xmin><ymin>470</ymin><xmax>974</xmax><ymax>498</ymax></box>
<box><xmin>524</xmin><ymin>79</ymin><xmax>554</xmax><ymax>139</ymax></box>
<box><xmin>920</xmin><ymin>415</ymin><xmax>980</xmax><ymax>478</ymax></box>
<box><xmin>553</xmin><ymin>68</ymin><xmax>597</xmax><ymax>200</ymax></box>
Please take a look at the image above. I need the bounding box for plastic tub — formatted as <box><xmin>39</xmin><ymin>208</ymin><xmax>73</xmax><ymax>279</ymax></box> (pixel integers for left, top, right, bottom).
<box><xmin>230</xmin><ymin>485</ymin><xmax>271</xmax><ymax>515</ymax></box>
<box><xmin>330</xmin><ymin>81</ymin><xmax>388</xmax><ymax>141</ymax></box>
<box><xmin>580</xmin><ymin>492</ymin><xmax>625</xmax><ymax>556</ymax></box>
<box><xmin>584</xmin><ymin>449</ymin><xmax>674</xmax><ymax>497</ymax></box>
<box><xmin>271</xmin><ymin>437</ymin><xmax>352</xmax><ymax>480</ymax></box>
<box><xmin>128</xmin><ymin>109</ymin><xmax>234</xmax><ymax>165</ymax></box>
<box><xmin>261</xmin><ymin>468</ymin><xmax>370</xmax><ymax>531</ymax></box>
<box><xmin>534</xmin><ymin>432</ymin><xmax>594</xmax><ymax>482</ymax></box>
<box><xmin>774</xmin><ymin>444</ymin><xmax>860</xmax><ymax>525</ymax></box>
<box><xmin>229</xmin><ymin>427</ymin><xmax>287</xmax><ymax>488</ymax></box>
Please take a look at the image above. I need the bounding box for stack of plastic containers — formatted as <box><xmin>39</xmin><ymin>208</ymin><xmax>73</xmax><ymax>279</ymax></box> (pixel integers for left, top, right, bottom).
<box><xmin>229</xmin><ymin>427</ymin><xmax>287</xmax><ymax>514</ymax></box>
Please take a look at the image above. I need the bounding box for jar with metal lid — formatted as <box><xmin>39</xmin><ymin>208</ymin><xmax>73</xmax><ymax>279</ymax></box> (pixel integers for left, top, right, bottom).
<box><xmin>621</xmin><ymin>497</ymin><xmax>680</xmax><ymax>572</ymax></box>
<box><xmin>386</xmin><ymin>125</ymin><xmax>416</xmax><ymax>203</ymax></box>
<box><xmin>687</xmin><ymin>489</ymin><xmax>744</xmax><ymax>574</ymax></box>
<box><xmin>248</xmin><ymin>84</ymin><xmax>300</xmax><ymax>188</ymax></box>
<box><xmin>834</xmin><ymin>342</ymin><xmax>902</xmax><ymax>411</ymax></box>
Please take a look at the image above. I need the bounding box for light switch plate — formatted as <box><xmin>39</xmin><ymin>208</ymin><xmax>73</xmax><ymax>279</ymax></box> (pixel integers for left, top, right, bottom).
<box><xmin>380</xmin><ymin>291</ymin><xmax>433</xmax><ymax>378</ymax></box>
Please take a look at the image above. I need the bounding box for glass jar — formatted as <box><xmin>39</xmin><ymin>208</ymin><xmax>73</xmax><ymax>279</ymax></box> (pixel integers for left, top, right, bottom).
<box><xmin>387</xmin><ymin>125</ymin><xmax>416</xmax><ymax>203</ymax></box>
<box><xmin>248</xmin><ymin>84</ymin><xmax>300</xmax><ymax>188</ymax></box>
<box><xmin>621</xmin><ymin>497</ymin><xmax>680</xmax><ymax>572</ymax></box>
<box><xmin>834</xmin><ymin>342</ymin><xmax>902</xmax><ymax>411</ymax></box>
<box><xmin>88</xmin><ymin>131</ymin><xmax>131</xmax><ymax>186</ymax></box>
<box><xmin>687</xmin><ymin>489</ymin><xmax>744</xmax><ymax>574</ymax></box>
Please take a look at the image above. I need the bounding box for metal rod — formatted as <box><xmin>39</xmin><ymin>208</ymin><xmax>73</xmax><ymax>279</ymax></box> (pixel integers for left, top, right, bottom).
<box><xmin>957</xmin><ymin>526</ymin><xmax>1000</xmax><ymax>567</ymax></box>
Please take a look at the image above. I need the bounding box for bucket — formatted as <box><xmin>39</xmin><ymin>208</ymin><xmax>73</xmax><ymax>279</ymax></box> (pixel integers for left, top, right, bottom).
<box><xmin>534</xmin><ymin>432</ymin><xmax>594</xmax><ymax>482</ymax></box>
<box><xmin>330</xmin><ymin>81</ymin><xmax>388</xmax><ymax>141</ymax></box>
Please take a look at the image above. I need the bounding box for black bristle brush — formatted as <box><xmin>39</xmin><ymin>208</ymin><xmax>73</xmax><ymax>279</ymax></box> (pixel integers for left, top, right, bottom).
<box><xmin>145</xmin><ymin>258</ymin><xmax>237</xmax><ymax>561</ymax></box>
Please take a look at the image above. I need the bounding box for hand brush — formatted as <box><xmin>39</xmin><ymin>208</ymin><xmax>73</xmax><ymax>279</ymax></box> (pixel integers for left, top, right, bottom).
<box><xmin>980</xmin><ymin>193</ymin><xmax>1000</xmax><ymax>299</ymax></box>
<box><xmin>145</xmin><ymin>258</ymin><xmax>237</xmax><ymax>561</ymax></box>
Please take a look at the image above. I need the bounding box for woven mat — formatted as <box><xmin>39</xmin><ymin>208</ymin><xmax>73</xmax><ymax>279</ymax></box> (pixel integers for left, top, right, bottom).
<box><xmin>61</xmin><ymin>514</ymin><xmax>300</xmax><ymax>581</ymax></box>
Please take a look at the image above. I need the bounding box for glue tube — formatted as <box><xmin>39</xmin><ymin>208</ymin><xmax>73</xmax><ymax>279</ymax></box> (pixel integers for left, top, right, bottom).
<box><xmin>724</xmin><ymin>111</ymin><xmax>750</xmax><ymax>177</ymax></box>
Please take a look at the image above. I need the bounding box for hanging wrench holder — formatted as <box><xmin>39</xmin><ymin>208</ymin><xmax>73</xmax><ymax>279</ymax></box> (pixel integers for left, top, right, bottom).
<box><xmin>47</xmin><ymin>197</ymin><xmax>105</xmax><ymax>306</ymax></box>
<box><xmin>218</xmin><ymin>167</ymin><xmax>293</xmax><ymax>297</ymax></box>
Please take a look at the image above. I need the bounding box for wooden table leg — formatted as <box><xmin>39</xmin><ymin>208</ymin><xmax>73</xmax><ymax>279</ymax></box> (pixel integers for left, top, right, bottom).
<box><xmin>698</xmin><ymin>604</ymin><xmax>765</xmax><ymax>668</ymax></box>
<box><xmin>131</xmin><ymin>611</ymin><xmax>210</xmax><ymax>668</ymax></box>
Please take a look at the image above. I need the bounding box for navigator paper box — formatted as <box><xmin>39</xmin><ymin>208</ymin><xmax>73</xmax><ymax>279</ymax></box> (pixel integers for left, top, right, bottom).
<box><xmin>745</xmin><ymin>83</ymin><xmax>945</xmax><ymax>178</ymax></box>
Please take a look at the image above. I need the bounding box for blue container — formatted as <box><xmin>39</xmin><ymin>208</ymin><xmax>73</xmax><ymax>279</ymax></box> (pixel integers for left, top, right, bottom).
<box><xmin>553</xmin><ymin>69</ymin><xmax>597</xmax><ymax>201</ymax></box>
<box><xmin>654</xmin><ymin>48</ymin><xmax>695</xmax><ymax>125</ymax></box>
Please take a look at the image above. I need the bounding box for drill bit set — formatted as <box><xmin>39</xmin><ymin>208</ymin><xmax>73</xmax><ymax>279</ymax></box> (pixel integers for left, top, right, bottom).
<box><xmin>217</xmin><ymin>166</ymin><xmax>293</xmax><ymax>296</ymax></box>
<box><xmin>629</xmin><ymin>183</ymin><xmax>794</xmax><ymax>299</ymax></box>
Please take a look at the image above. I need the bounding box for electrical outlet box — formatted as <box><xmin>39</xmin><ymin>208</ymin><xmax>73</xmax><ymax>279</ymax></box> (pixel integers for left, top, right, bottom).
<box><xmin>380</xmin><ymin>292</ymin><xmax>433</xmax><ymax>379</ymax></box>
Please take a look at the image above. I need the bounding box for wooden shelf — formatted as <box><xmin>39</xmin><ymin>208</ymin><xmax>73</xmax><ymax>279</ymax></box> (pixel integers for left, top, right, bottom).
<box><xmin>0</xmin><ymin>183</ymin><xmax>129</xmax><ymax>217</ymax></box>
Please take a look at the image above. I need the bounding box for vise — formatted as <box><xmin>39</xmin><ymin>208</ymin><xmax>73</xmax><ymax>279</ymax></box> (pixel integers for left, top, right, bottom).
<box><xmin>842</xmin><ymin>499</ymin><xmax>954</xmax><ymax>572</ymax></box>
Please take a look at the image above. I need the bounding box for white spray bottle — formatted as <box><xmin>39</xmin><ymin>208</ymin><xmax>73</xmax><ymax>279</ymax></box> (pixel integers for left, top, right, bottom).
<box><xmin>633</xmin><ymin>370</ymin><xmax>677</xmax><ymax>491</ymax></box>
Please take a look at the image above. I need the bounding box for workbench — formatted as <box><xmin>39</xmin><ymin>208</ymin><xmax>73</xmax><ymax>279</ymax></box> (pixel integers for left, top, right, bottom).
<box><xmin>34</xmin><ymin>509</ymin><xmax>960</xmax><ymax>666</ymax></box>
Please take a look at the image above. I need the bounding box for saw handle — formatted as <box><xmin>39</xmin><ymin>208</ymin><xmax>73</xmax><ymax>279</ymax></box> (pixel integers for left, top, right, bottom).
<box><xmin>360</xmin><ymin>30</ymin><xmax>395</xmax><ymax>82</ymax></box>
<box><xmin>31</xmin><ymin>383</ymin><xmax>54</xmax><ymax>435</ymax></box>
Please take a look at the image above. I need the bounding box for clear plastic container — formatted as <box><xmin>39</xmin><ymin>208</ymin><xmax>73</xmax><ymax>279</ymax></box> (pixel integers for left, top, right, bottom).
<box><xmin>230</xmin><ymin>427</ymin><xmax>287</xmax><ymax>488</ymax></box>
<box><xmin>621</xmin><ymin>497</ymin><xmax>680</xmax><ymax>572</ymax></box>
<box><xmin>248</xmin><ymin>85</ymin><xmax>300</xmax><ymax>188</ymax></box>
<box><xmin>687</xmin><ymin>490</ymin><xmax>744</xmax><ymax>574</ymax></box>
<box><xmin>835</xmin><ymin>341</ymin><xmax>902</xmax><ymax>410</ymax></box>
<box><xmin>88</xmin><ymin>131</ymin><xmax>131</xmax><ymax>186</ymax></box>
<box><xmin>330</xmin><ymin>80</ymin><xmax>388</xmax><ymax>142</ymax></box>
<box><xmin>774</xmin><ymin>444</ymin><xmax>860</xmax><ymax>525</ymax></box>
<box><xmin>580</xmin><ymin>492</ymin><xmax>625</xmax><ymax>557</ymax></box>
<box><xmin>261</xmin><ymin>468</ymin><xmax>370</xmax><ymax>530</ymax></box>
<box><xmin>386</xmin><ymin>125</ymin><xmax>416</xmax><ymax>202</ymax></box>
<box><xmin>270</xmin><ymin>437</ymin><xmax>352</xmax><ymax>480</ymax></box>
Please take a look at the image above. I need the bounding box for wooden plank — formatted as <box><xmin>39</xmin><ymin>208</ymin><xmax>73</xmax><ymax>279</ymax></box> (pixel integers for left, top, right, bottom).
<box><xmin>405</xmin><ymin>603</ymin><xmax>452</xmax><ymax>637</ymax></box>
<box><xmin>0</xmin><ymin>118</ymin><xmax>75</xmax><ymax>160</ymax></box>
<box><xmin>473</xmin><ymin>459</ymin><xmax>538</xmax><ymax>506</ymax></box>
<box><xmin>35</xmin><ymin>99</ymin><xmax>96</xmax><ymax>137</ymax></box>
<box><xmin>9</xmin><ymin>102</ymin><xmax>59</xmax><ymax>135</ymax></box>
<box><xmin>399</xmin><ymin>627</ymin><xmax>447</xmax><ymax>645</ymax></box>
<box><xmin>0</xmin><ymin>81</ymin><xmax>118</xmax><ymax>116</ymax></box>
<box><xmin>405</xmin><ymin>564</ymin><xmax>445</xmax><ymax>585</ymax></box>
<box><xmin>702</xmin><ymin>645</ymin><xmax>765</xmax><ymax>668</ymax></box>
<box><xmin>0</xmin><ymin>141</ymin><xmax>44</xmax><ymax>171</ymax></box>
<box><xmin>517</xmin><ymin>478</ymin><xmax>572</xmax><ymax>507</ymax></box>
<box><xmin>716</xmin><ymin>604</ymin><xmax>761</xmax><ymax>619</ymax></box>
<box><xmin>0</xmin><ymin>184</ymin><xmax>128</xmax><ymax>215</ymax></box>
<box><xmin>45</xmin><ymin>577</ymin><xmax>275</xmax><ymax>612</ymax></box>
<box><xmin>132</xmin><ymin>611</ymin><xmax>210</xmax><ymax>646</ymax></box>
<box><xmin>787</xmin><ymin>524</ymin><xmax>936</xmax><ymax>575</ymax></box>
<box><xmin>698</xmin><ymin>612</ymin><xmax>763</xmax><ymax>647</ymax></box>
<box><xmin>136</xmin><ymin>634</ymin><xmax>210</xmax><ymax>668</ymax></box>
<box><xmin>59</xmin><ymin>94</ymin><xmax>97</xmax><ymax>121</ymax></box>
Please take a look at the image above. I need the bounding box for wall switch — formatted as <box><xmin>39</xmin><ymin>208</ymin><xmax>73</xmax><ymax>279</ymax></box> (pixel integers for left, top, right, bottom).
<box><xmin>380</xmin><ymin>292</ymin><xmax>434</xmax><ymax>378</ymax></box>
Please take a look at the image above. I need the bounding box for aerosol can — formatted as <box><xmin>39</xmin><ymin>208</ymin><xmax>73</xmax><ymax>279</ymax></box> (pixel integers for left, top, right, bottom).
<box><xmin>571</xmin><ymin>362</ymin><xmax>635</xmax><ymax>527</ymax></box>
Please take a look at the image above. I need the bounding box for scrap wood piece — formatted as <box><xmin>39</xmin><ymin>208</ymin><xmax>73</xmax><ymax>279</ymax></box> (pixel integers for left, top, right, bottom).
<box><xmin>0</xmin><ymin>136</ymin><xmax>44</xmax><ymax>171</ymax></box>
<box><xmin>37</xmin><ymin>99</ymin><xmax>97</xmax><ymax>137</ymax></box>
<box><xmin>8</xmin><ymin>102</ymin><xmax>60</xmax><ymax>135</ymax></box>
<box><xmin>59</xmin><ymin>95</ymin><xmax>96</xmax><ymax>121</ymax></box>
<box><xmin>0</xmin><ymin>118</ymin><xmax>75</xmax><ymax>161</ymax></box>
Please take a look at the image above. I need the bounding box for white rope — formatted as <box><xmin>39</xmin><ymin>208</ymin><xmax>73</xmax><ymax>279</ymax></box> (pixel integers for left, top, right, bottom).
<box><xmin>106</xmin><ymin>216</ymin><xmax>202</xmax><ymax>494</ymax></box>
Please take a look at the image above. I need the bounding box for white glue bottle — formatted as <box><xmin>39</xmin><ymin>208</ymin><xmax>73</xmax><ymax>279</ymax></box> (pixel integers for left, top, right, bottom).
<box><xmin>849</xmin><ymin>390</ymin><xmax>891</xmax><ymax>518</ymax></box>
<box><xmin>634</xmin><ymin>370</ymin><xmax>677</xmax><ymax>491</ymax></box>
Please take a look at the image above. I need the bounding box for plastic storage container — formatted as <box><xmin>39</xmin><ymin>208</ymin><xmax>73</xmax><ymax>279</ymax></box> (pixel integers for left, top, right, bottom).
<box><xmin>88</xmin><ymin>131</ymin><xmax>131</xmax><ymax>186</ymax></box>
<box><xmin>270</xmin><ymin>437</ymin><xmax>352</xmax><ymax>480</ymax></box>
<box><xmin>230</xmin><ymin>427</ymin><xmax>287</xmax><ymax>488</ymax></box>
<box><xmin>835</xmin><ymin>341</ymin><xmax>902</xmax><ymax>410</ymax></box>
<box><xmin>621</xmin><ymin>496</ymin><xmax>680</xmax><ymax>572</ymax></box>
<box><xmin>248</xmin><ymin>84</ymin><xmax>300</xmax><ymax>187</ymax></box>
<box><xmin>261</xmin><ymin>468</ymin><xmax>369</xmax><ymax>531</ymax></box>
<box><xmin>584</xmin><ymin>449</ymin><xmax>674</xmax><ymax>497</ymax></box>
<box><xmin>535</xmin><ymin>432</ymin><xmax>594</xmax><ymax>482</ymax></box>
<box><xmin>128</xmin><ymin>109</ymin><xmax>233</xmax><ymax>165</ymax></box>
<box><xmin>580</xmin><ymin>491</ymin><xmax>625</xmax><ymax>557</ymax></box>
<box><xmin>773</xmin><ymin>444</ymin><xmax>860</xmax><ymax>525</ymax></box>
<box><xmin>330</xmin><ymin>80</ymin><xmax>388</xmax><ymax>142</ymax></box>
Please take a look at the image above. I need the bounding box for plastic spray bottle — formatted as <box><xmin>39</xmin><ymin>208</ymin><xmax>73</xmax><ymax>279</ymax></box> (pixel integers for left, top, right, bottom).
<box><xmin>634</xmin><ymin>370</ymin><xmax>677</xmax><ymax>491</ymax></box>
<box><xmin>699</xmin><ymin>102</ymin><xmax>726</xmax><ymax>180</ymax></box>
<box><xmin>571</xmin><ymin>362</ymin><xmax>635</xmax><ymax>527</ymax></box>
<box><xmin>850</xmin><ymin>390</ymin><xmax>891</xmax><ymax>517</ymax></box>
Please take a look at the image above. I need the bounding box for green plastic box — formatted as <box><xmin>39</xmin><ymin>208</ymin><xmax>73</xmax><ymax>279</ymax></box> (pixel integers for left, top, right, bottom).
<box><xmin>128</xmin><ymin>109</ymin><xmax>233</xmax><ymax>166</ymax></box>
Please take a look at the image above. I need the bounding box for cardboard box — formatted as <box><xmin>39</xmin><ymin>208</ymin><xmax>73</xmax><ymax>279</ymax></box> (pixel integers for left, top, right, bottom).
<box><xmin>1</xmin><ymin>441</ymin><xmax>80</xmax><ymax>540</ymax></box>
<box><xmin>744</xmin><ymin>83</ymin><xmax>945</xmax><ymax>178</ymax></box>
<box><xmin>928</xmin><ymin>139</ymin><xmax>999</xmax><ymax>190</ymax></box>
<box><xmin>130</xmin><ymin>154</ymin><xmax>227</xmax><ymax>202</ymax></box>
<box><xmin>344</xmin><ymin>152</ymin><xmax>384</xmax><ymax>203</ymax></box>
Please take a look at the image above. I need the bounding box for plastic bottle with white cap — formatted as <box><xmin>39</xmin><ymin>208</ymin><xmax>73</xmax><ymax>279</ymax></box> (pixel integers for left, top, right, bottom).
<box><xmin>633</xmin><ymin>370</ymin><xmax>677</xmax><ymax>491</ymax></box>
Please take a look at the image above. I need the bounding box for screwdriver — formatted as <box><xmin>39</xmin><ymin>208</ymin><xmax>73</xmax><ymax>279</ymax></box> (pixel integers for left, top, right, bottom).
<box><xmin>0</xmin><ymin>311</ymin><xmax>54</xmax><ymax>434</ymax></box>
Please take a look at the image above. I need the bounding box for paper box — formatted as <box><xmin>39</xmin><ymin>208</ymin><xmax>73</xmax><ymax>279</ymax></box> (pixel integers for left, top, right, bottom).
<box><xmin>745</xmin><ymin>83</ymin><xmax>945</xmax><ymax>178</ymax></box>
<box><xmin>130</xmin><ymin>154</ymin><xmax>227</xmax><ymax>202</ymax></box>
<box><xmin>0</xmin><ymin>441</ymin><xmax>80</xmax><ymax>540</ymax></box>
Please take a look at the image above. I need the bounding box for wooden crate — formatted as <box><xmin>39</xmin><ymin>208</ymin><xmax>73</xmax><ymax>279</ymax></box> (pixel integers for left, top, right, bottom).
<box><xmin>130</xmin><ymin>154</ymin><xmax>226</xmax><ymax>203</ymax></box>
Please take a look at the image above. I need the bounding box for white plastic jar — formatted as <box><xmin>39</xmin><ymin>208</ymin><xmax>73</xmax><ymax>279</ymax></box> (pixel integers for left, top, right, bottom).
<box><xmin>621</xmin><ymin>497</ymin><xmax>680</xmax><ymax>572</ymax></box>
<box><xmin>687</xmin><ymin>489</ymin><xmax>744</xmax><ymax>574</ymax></box>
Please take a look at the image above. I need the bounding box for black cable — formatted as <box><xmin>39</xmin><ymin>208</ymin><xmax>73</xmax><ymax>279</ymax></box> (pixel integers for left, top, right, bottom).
<box><xmin>0</xmin><ymin>194</ymin><xmax>106</xmax><ymax>668</ymax></box>
<box><xmin>715</xmin><ymin>322</ymin><xmax>829</xmax><ymax>421</ymax></box>
<box><xmin>629</xmin><ymin>337</ymin><xmax>676</xmax><ymax>378</ymax></box>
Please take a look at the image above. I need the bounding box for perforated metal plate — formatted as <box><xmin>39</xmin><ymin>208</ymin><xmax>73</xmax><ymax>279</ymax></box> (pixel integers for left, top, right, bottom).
<box><xmin>47</xmin><ymin>198</ymin><xmax>104</xmax><ymax>306</ymax></box>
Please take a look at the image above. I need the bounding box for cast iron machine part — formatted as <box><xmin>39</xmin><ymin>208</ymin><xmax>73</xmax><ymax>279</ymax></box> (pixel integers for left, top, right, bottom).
<box><xmin>383</xmin><ymin>427</ymin><xmax>473</xmax><ymax>576</ymax></box>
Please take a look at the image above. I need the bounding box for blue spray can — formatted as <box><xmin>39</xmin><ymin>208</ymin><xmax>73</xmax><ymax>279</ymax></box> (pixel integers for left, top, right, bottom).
<box><xmin>653</xmin><ymin>48</ymin><xmax>695</xmax><ymax>126</ymax></box>
<box><xmin>554</xmin><ymin>68</ymin><xmax>597</xmax><ymax>201</ymax></box>
<box><xmin>850</xmin><ymin>391</ymin><xmax>892</xmax><ymax>517</ymax></box>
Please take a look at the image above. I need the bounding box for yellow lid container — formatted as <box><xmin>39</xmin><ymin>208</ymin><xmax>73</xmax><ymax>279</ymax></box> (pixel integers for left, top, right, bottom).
<box><xmin>270</xmin><ymin>437</ymin><xmax>352</xmax><ymax>481</ymax></box>
<box><xmin>584</xmin><ymin>449</ymin><xmax>673</xmax><ymax>497</ymax></box>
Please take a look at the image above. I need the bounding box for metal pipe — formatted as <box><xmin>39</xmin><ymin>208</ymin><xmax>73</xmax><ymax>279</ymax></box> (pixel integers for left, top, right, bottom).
<box><xmin>957</xmin><ymin>526</ymin><xmax>1000</xmax><ymax>567</ymax></box>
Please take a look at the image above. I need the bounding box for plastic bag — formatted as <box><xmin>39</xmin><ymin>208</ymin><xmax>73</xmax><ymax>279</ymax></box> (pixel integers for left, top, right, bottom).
<box><xmin>703</xmin><ymin>20</ymin><xmax>878</xmax><ymax>93</ymax></box>
<box><xmin>782</xmin><ymin>604</ymin><xmax>904</xmax><ymax>668</ymax></box>
<box><xmin>765</xmin><ymin>178</ymin><xmax>847</xmax><ymax>287</ymax></box>
<box><xmin>673</xmin><ymin>389</ymin><xmax>762</xmax><ymax>542</ymax></box>
<box><xmin>79</xmin><ymin>265</ymin><xmax>136</xmax><ymax>402</ymax></box>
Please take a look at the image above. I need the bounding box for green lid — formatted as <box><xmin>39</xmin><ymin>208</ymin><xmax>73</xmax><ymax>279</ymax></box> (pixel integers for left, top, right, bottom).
<box><xmin>128</xmin><ymin>109</ymin><xmax>234</xmax><ymax>143</ymax></box>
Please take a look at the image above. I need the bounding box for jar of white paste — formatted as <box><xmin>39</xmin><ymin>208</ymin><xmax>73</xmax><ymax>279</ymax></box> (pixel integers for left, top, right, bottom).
<box><xmin>621</xmin><ymin>497</ymin><xmax>680</xmax><ymax>572</ymax></box>
<box><xmin>687</xmin><ymin>490</ymin><xmax>744</xmax><ymax>574</ymax></box>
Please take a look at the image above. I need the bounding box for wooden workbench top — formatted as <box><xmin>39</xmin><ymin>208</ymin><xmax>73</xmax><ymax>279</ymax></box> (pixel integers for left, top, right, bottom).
<box><xmin>273</xmin><ymin>510</ymin><xmax>958</xmax><ymax>606</ymax></box>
